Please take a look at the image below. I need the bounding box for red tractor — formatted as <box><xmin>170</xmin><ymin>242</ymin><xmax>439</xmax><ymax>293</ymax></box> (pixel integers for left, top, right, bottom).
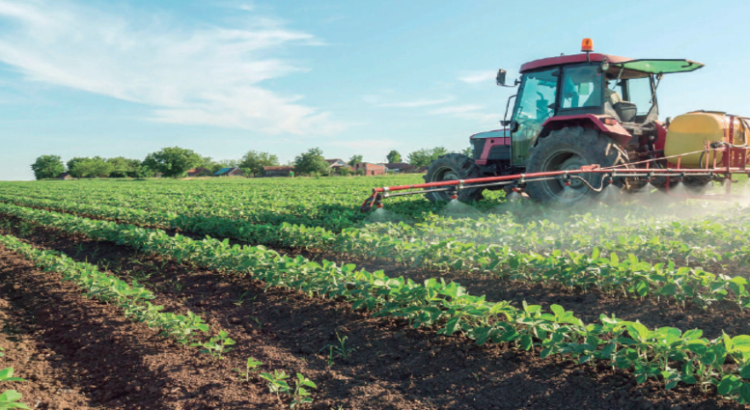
<box><xmin>361</xmin><ymin>39</ymin><xmax>750</xmax><ymax>212</ymax></box>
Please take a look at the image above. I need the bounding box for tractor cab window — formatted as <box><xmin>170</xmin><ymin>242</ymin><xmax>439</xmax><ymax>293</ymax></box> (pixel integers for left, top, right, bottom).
<box><xmin>561</xmin><ymin>66</ymin><xmax>603</xmax><ymax>109</ymax></box>
<box><xmin>511</xmin><ymin>68</ymin><xmax>557</xmax><ymax>165</ymax></box>
<box><xmin>625</xmin><ymin>77</ymin><xmax>653</xmax><ymax>116</ymax></box>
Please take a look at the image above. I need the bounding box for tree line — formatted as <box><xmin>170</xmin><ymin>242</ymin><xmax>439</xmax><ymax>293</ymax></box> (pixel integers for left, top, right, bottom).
<box><xmin>30</xmin><ymin>146</ymin><xmax>470</xmax><ymax>180</ymax></box>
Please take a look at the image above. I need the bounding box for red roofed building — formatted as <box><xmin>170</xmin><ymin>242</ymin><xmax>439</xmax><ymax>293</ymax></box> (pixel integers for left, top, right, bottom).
<box><xmin>354</xmin><ymin>162</ymin><xmax>386</xmax><ymax>176</ymax></box>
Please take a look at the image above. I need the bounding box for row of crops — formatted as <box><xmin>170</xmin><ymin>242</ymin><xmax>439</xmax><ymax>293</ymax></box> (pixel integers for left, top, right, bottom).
<box><xmin>3</xmin><ymin>178</ymin><xmax>750</xmax><ymax>404</ymax></box>
<box><xmin>1</xmin><ymin>192</ymin><xmax>748</xmax><ymax>308</ymax></box>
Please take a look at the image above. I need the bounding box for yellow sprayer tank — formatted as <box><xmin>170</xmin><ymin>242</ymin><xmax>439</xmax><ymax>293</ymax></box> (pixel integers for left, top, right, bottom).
<box><xmin>665</xmin><ymin>111</ymin><xmax>749</xmax><ymax>168</ymax></box>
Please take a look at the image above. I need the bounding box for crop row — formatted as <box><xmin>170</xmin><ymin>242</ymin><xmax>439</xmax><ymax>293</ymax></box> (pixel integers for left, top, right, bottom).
<box><xmin>0</xmin><ymin>192</ymin><xmax>739</xmax><ymax>267</ymax></box>
<box><xmin>0</xmin><ymin>233</ymin><xmax>217</xmax><ymax>351</ymax></box>
<box><xmin>0</xmin><ymin>175</ymin><xmax>440</xmax><ymax>231</ymax></box>
<box><xmin>0</xmin><ymin>197</ymin><xmax>746</xmax><ymax>309</ymax></box>
<box><xmin>5</xmin><ymin>202</ymin><xmax>750</xmax><ymax>401</ymax></box>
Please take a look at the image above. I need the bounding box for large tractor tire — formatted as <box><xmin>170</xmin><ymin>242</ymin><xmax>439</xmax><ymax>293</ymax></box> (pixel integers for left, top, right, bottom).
<box><xmin>524</xmin><ymin>127</ymin><xmax>626</xmax><ymax>204</ymax></box>
<box><xmin>423</xmin><ymin>153</ymin><xmax>484</xmax><ymax>202</ymax></box>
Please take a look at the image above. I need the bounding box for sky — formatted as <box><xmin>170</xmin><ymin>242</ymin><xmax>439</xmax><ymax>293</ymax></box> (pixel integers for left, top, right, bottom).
<box><xmin>1</xmin><ymin>0</ymin><xmax>749</xmax><ymax>180</ymax></box>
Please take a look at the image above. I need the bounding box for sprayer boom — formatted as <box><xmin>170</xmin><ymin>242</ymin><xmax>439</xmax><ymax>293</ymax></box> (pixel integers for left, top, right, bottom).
<box><xmin>360</xmin><ymin>148</ymin><xmax>750</xmax><ymax>213</ymax></box>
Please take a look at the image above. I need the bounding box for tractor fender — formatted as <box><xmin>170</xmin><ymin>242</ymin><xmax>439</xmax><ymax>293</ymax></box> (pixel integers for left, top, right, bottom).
<box><xmin>538</xmin><ymin>114</ymin><xmax>632</xmax><ymax>146</ymax></box>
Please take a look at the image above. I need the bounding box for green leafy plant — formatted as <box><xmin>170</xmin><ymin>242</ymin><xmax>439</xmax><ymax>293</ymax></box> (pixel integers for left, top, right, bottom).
<box><xmin>234</xmin><ymin>357</ymin><xmax>263</xmax><ymax>382</ymax></box>
<box><xmin>320</xmin><ymin>332</ymin><xmax>354</xmax><ymax>366</ymax></box>
<box><xmin>0</xmin><ymin>367</ymin><xmax>29</xmax><ymax>410</ymax></box>
<box><xmin>291</xmin><ymin>373</ymin><xmax>317</xmax><ymax>409</ymax></box>
<box><xmin>260</xmin><ymin>369</ymin><xmax>291</xmax><ymax>399</ymax></box>
<box><xmin>192</xmin><ymin>330</ymin><xmax>235</xmax><ymax>360</ymax></box>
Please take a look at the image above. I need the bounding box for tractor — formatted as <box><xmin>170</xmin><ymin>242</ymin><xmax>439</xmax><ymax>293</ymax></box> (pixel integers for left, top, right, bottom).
<box><xmin>361</xmin><ymin>39</ymin><xmax>750</xmax><ymax>212</ymax></box>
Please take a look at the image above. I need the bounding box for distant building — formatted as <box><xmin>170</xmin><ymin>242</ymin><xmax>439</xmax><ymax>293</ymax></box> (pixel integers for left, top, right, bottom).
<box><xmin>353</xmin><ymin>162</ymin><xmax>386</xmax><ymax>176</ymax></box>
<box><xmin>56</xmin><ymin>172</ymin><xmax>73</xmax><ymax>180</ymax></box>
<box><xmin>214</xmin><ymin>167</ymin><xmax>244</xmax><ymax>177</ymax></box>
<box><xmin>384</xmin><ymin>162</ymin><xmax>415</xmax><ymax>173</ymax></box>
<box><xmin>325</xmin><ymin>159</ymin><xmax>353</xmax><ymax>174</ymax></box>
<box><xmin>186</xmin><ymin>167</ymin><xmax>211</xmax><ymax>177</ymax></box>
<box><xmin>262</xmin><ymin>166</ymin><xmax>295</xmax><ymax>177</ymax></box>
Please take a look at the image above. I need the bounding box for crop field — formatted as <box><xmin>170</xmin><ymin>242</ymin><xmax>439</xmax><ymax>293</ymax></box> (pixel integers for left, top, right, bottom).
<box><xmin>4</xmin><ymin>175</ymin><xmax>750</xmax><ymax>409</ymax></box>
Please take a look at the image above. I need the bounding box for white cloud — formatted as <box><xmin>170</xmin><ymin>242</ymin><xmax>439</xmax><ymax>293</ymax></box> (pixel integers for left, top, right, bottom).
<box><xmin>458</xmin><ymin>71</ymin><xmax>496</xmax><ymax>84</ymax></box>
<box><xmin>379</xmin><ymin>97</ymin><xmax>454</xmax><ymax>108</ymax></box>
<box><xmin>0</xmin><ymin>0</ymin><xmax>345</xmax><ymax>135</ymax></box>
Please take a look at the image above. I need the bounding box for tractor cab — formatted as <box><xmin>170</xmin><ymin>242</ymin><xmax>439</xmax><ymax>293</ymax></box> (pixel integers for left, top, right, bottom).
<box><xmin>500</xmin><ymin>44</ymin><xmax>703</xmax><ymax>167</ymax></box>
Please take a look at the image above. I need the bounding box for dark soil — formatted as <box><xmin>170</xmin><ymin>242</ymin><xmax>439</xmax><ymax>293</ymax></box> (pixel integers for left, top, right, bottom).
<box><xmin>0</xmin><ymin>293</ymin><xmax>100</xmax><ymax>410</ymax></box>
<box><xmin>1</xmin><ymin>216</ymin><xmax>749</xmax><ymax>409</ymax></box>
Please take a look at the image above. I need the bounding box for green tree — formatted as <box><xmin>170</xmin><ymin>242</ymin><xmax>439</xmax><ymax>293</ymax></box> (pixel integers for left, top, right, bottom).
<box><xmin>347</xmin><ymin>155</ymin><xmax>363</xmax><ymax>166</ymax></box>
<box><xmin>71</xmin><ymin>156</ymin><xmax>113</xmax><ymax>178</ymax></box>
<box><xmin>143</xmin><ymin>147</ymin><xmax>203</xmax><ymax>178</ymax></box>
<box><xmin>239</xmin><ymin>150</ymin><xmax>279</xmax><ymax>177</ymax></box>
<box><xmin>294</xmin><ymin>147</ymin><xmax>330</xmax><ymax>176</ymax></box>
<box><xmin>66</xmin><ymin>157</ymin><xmax>88</xmax><ymax>178</ymax></box>
<box><xmin>386</xmin><ymin>150</ymin><xmax>402</xmax><ymax>163</ymax></box>
<box><xmin>407</xmin><ymin>147</ymin><xmax>448</xmax><ymax>167</ymax></box>
<box><xmin>462</xmin><ymin>146</ymin><xmax>472</xmax><ymax>157</ymax></box>
<box><xmin>132</xmin><ymin>163</ymin><xmax>155</xmax><ymax>179</ymax></box>
<box><xmin>107</xmin><ymin>157</ymin><xmax>139</xmax><ymax>178</ymax></box>
<box><xmin>31</xmin><ymin>155</ymin><xmax>65</xmax><ymax>180</ymax></box>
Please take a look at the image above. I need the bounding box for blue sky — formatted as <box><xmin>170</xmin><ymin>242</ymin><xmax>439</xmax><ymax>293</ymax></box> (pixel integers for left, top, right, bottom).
<box><xmin>1</xmin><ymin>0</ymin><xmax>748</xmax><ymax>180</ymax></box>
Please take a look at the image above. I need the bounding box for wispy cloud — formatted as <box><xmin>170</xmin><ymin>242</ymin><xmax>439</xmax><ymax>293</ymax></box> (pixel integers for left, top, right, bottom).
<box><xmin>0</xmin><ymin>0</ymin><xmax>345</xmax><ymax>135</ymax></box>
<box><xmin>378</xmin><ymin>97</ymin><xmax>454</xmax><ymax>108</ymax></box>
<box><xmin>458</xmin><ymin>71</ymin><xmax>496</xmax><ymax>84</ymax></box>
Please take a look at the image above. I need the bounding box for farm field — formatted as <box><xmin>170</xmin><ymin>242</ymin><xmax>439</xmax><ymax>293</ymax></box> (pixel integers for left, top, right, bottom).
<box><xmin>3</xmin><ymin>176</ymin><xmax>750</xmax><ymax>409</ymax></box>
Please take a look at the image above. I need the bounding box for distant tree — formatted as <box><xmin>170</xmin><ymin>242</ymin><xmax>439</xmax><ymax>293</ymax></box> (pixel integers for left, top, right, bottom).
<box><xmin>107</xmin><ymin>157</ymin><xmax>139</xmax><ymax>178</ymax></box>
<box><xmin>132</xmin><ymin>163</ymin><xmax>155</xmax><ymax>179</ymax></box>
<box><xmin>66</xmin><ymin>157</ymin><xmax>88</xmax><ymax>178</ymax></box>
<box><xmin>143</xmin><ymin>147</ymin><xmax>203</xmax><ymax>178</ymax></box>
<box><xmin>72</xmin><ymin>156</ymin><xmax>113</xmax><ymax>178</ymax></box>
<box><xmin>199</xmin><ymin>156</ymin><xmax>216</xmax><ymax>171</ymax></box>
<box><xmin>348</xmin><ymin>155</ymin><xmax>363</xmax><ymax>166</ymax></box>
<box><xmin>433</xmin><ymin>146</ymin><xmax>448</xmax><ymax>157</ymax></box>
<box><xmin>462</xmin><ymin>146</ymin><xmax>472</xmax><ymax>157</ymax></box>
<box><xmin>407</xmin><ymin>147</ymin><xmax>448</xmax><ymax>167</ymax></box>
<box><xmin>294</xmin><ymin>147</ymin><xmax>330</xmax><ymax>176</ymax></box>
<box><xmin>31</xmin><ymin>155</ymin><xmax>65</xmax><ymax>180</ymax></box>
<box><xmin>239</xmin><ymin>150</ymin><xmax>279</xmax><ymax>177</ymax></box>
<box><xmin>386</xmin><ymin>150</ymin><xmax>402</xmax><ymax>163</ymax></box>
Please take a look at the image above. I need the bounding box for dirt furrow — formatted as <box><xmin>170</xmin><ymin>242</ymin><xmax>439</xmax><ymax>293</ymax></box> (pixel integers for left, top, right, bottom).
<box><xmin>1</xmin><ymin>216</ymin><xmax>748</xmax><ymax>409</ymax></box>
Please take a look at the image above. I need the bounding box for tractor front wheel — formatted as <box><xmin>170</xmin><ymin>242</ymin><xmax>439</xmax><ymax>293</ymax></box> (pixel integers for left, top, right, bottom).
<box><xmin>524</xmin><ymin>127</ymin><xmax>626</xmax><ymax>204</ymax></box>
<box><xmin>423</xmin><ymin>153</ymin><xmax>484</xmax><ymax>202</ymax></box>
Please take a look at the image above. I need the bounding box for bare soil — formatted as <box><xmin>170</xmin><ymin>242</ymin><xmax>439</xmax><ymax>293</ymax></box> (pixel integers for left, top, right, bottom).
<box><xmin>0</xmin><ymin>215</ymin><xmax>748</xmax><ymax>409</ymax></box>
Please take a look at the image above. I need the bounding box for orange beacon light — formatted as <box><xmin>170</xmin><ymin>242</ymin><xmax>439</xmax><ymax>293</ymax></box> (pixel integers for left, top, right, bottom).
<box><xmin>581</xmin><ymin>38</ymin><xmax>594</xmax><ymax>52</ymax></box>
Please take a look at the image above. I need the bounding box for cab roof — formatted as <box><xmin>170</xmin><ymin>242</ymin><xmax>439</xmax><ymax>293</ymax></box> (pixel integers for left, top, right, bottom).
<box><xmin>519</xmin><ymin>53</ymin><xmax>704</xmax><ymax>75</ymax></box>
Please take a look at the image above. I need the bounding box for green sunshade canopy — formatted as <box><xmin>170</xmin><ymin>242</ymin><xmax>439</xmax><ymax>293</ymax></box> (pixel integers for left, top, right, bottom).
<box><xmin>614</xmin><ymin>59</ymin><xmax>704</xmax><ymax>74</ymax></box>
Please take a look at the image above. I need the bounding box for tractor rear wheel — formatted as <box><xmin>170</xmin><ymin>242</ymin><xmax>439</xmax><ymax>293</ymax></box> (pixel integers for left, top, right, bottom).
<box><xmin>423</xmin><ymin>153</ymin><xmax>484</xmax><ymax>202</ymax></box>
<box><xmin>524</xmin><ymin>127</ymin><xmax>626</xmax><ymax>204</ymax></box>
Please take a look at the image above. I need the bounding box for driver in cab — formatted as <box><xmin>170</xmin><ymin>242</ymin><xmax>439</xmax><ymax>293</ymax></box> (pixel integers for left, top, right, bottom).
<box><xmin>604</xmin><ymin>78</ymin><xmax>622</xmax><ymax>106</ymax></box>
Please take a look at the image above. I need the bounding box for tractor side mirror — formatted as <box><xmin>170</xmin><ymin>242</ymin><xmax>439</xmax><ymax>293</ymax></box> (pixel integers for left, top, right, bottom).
<box><xmin>500</xmin><ymin>120</ymin><xmax>518</xmax><ymax>132</ymax></box>
<box><xmin>496</xmin><ymin>69</ymin><xmax>507</xmax><ymax>86</ymax></box>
